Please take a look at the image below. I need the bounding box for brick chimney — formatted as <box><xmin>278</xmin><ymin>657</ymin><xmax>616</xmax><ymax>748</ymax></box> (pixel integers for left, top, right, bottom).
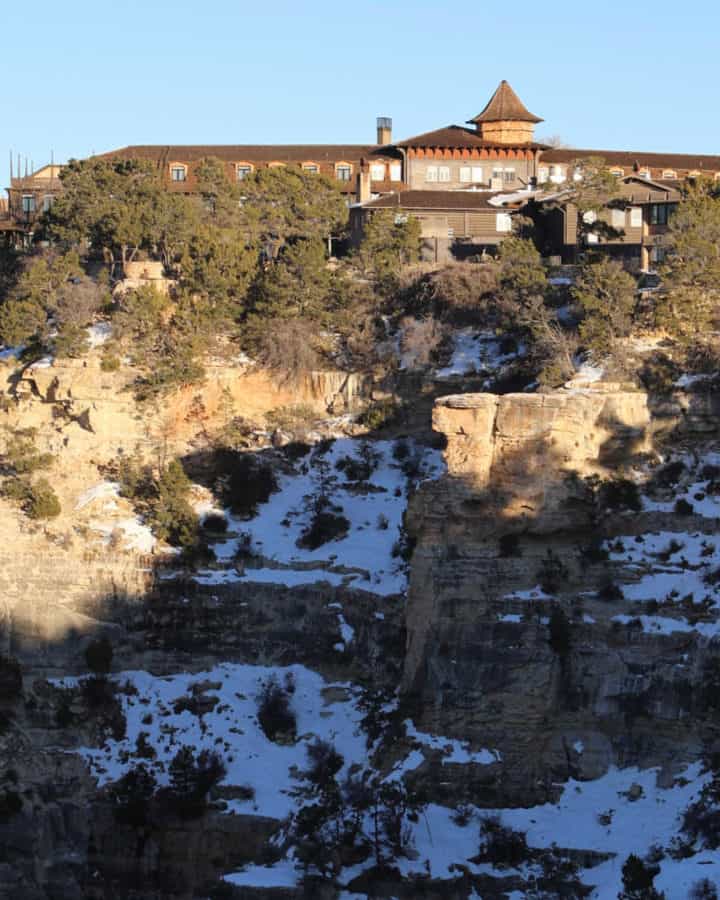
<box><xmin>376</xmin><ymin>117</ymin><xmax>392</xmax><ymax>145</ymax></box>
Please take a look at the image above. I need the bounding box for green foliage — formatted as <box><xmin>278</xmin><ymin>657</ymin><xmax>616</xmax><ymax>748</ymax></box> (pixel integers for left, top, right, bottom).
<box><xmin>249</xmin><ymin>237</ymin><xmax>334</xmax><ymax>324</ymax></box>
<box><xmin>0</xmin><ymin>429</ymin><xmax>60</xmax><ymax>519</ymax></box>
<box><xmin>358</xmin><ymin>398</ymin><xmax>401</xmax><ymax>431</ymax></box>
<box><xmin>25</xmin><ymin>478</ymin><xmax>61</xmax><ymax>519</ymax></box>
<box><xmin>356</xmin><ymin>209</ymin><xmax>422</xmax><ymax>282</ymax></box>
<box><xmin>110</xmin><ymin>763</ymin><xmax>157</xmax><ymax>827</ymax></box>
<box><xmin>237</xmin><ymin>166</ymin><xmax>348</xmax><ymax>247</ymax></box>
<box><xmin>498</xmin><ymin>235</ymin><xmax>548</xmax><ymax>307</ymax></box>
<box><xmin>116</xmin><ymin>454</ymin><xmax>200</xmax><ymax>551</ymax></box>
<box><xmin>550</xmin><ymin>156</ymin><xmax>625</xmax><ymax>249</ymax></box>
<box><xmin>48</xmin><ymin>159</ymin><xmax>170</xmax><ymax>275</ymax></box>
<box><xmin>536</xmin><ymin>549</ymin><xmax>569</xmax><ymax>594</ymax></box>
<box><xmin>619</xmin><ymin>853</ymin><xmax>664</xmax><ymax>899</ymax></box>
<box><xmin>0</xmin><ymin>427</ymin><xmax>54</xmax><ymax>475</ymax></box>
<box><xmin>478</xmin><ymin>815</ymin><xmax>529</xmax><ymax>868</ymax></box>
<box><xmin>659</xmin><ymin>180</ymin><xmax>720</xmax><ymax>338</ymax></box>
<box><xmin>167</xmin><ymin>745</ymin><xmax>226</xmax><ymax>817</ymax></box>
<box><xmin>113</xmin><ymin>284</ymin><xmax>207</xmax><ymax>398</ymax></box>
<box><xmin>573</xmin><ymin>257</ymin><xmax>636</xmax><ymax>354</ymax></box>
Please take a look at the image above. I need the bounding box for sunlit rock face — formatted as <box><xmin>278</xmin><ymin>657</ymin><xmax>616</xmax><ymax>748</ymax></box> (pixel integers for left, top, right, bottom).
<box><xmin>401</xmin><ymin>387</ymin><xmax>714</xmax><ymax>804</ymax></box>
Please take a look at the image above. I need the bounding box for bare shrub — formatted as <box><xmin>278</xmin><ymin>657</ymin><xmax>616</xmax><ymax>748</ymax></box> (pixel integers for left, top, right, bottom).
<box><xmin>398</xmin><ymin>316</ymin><xmax>445</xmax><ymax>369</ymax></box>
<box><xmin>257</xmin><ymin>318</ymin><xmax>320</xmax><ymax>385</ymax></box>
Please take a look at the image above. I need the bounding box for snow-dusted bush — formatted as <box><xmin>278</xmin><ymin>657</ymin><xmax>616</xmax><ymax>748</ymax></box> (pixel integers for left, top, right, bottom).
<box><xmin>256</xmin><ymin>675</ymin><xmax>297</xmax><ymax>744</ymax></box>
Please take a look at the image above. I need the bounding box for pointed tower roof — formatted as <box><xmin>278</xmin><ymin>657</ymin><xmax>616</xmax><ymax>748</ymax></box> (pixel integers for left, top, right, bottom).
<box><xmin>467</xmin><ymin>80</ymin><xmax>543</xmax><ymax>125</ymax></box>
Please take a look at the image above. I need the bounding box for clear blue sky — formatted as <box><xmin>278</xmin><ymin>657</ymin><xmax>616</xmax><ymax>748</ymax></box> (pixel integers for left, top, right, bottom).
<box><xmin>3</xmin><ymin>0</ymin><xmax>719</xmax><ymax>190</ymax></box>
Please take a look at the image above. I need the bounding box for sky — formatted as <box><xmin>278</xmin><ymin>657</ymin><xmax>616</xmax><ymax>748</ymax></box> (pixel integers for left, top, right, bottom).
<box><xmin>3</xmin><ymin>0</ymin><xmax>719</xmax><ymax>190</ymax></box>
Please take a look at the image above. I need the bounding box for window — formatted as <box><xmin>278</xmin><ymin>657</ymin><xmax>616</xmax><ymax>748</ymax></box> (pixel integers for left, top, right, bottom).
<box><xmin>538</xmin><ymin>167</ymin><xmax>549</xmax><ymax>182</ymax></box>
<box><xmin>611</xmin><ymin>209</ymin><xmax>625</xmax><ymax>228</ymax></box>
<box><xmin>503</xmin><ymin>167</ymin><xmax>516</xmax><ymax>183</ymax></box>
<box><xmin>549</xmin><ymin>165</ymin><xmax>566</xmax><ymax>183</ymax></box>
<box><xmin>459</xmin><ymin>166</ymin><xmax>472</xmax><ymax>183</ymax></box>
<box><xmin>609</xmin><ymin>167</ymin><xmax>624</xmax><ymax>177</ymax></box>
<box><xmin>472</xmin><ymin>166</ymin><xmax>483</xmax><ymax>182</ymax></box>
<box><xmin>370</xmin><ymin>163</ymin><xmax>385</xmax><ymax>181</ymax></box>
<box><xmin>389</xmin><ymin>162</ymin><xmax>402</xmax><ymax>181</ymax></box>
<box><xmin>170</xmin><ymin>165</ymin><xmax>187</xmax><ymax>182</ymax></box>
<box><xmin>638</xmin><ymin>169</ymin><xmax>651</xmax><ymax>179</ymax></box>
<box><xmin>630</xmin><ymin>207</ymin><xmax>643</xmax><ymax>228</ymax></box>
<box><xmin>302</xmin><ymin>163</ymin><xmax>319</xmax><ymax>174</ymax></box>
<box><xmin>42</xmin><ymin>195</ymin><xmax>54</xmax><ymax>212</ymax></box>
<box><xmin>587</xmin><ymin>232</ymin><xmax>599</xmax><ymax>244</ymax></box>
<box><xmin>650</xmin><ymin>204</ymin><xmax>669</xmax><ymax>226</ymax></box>
<box><xmin>438</xmin><ymin>166</ymin><xmax>451</xmax><ymax>182</ymax></box>
<box><xmin>335</xmin><ymin>163</ymin><xmax>352</xmax><ymax>181</ymax></box>
<box><xmin>268</xmin><ymin>161</ymin><xmax>286</xmax><ymax>168</ymax></box>
<box><xmin>496</xmin><ymin>212</ymin><xmax>513</xmax><ymax>233</ymax></box>
<box><xmin>22</xmin><ymin>195</ymin><xmax>35</xmax><ymax>213</ymax></box>
<box><xmin>650</xmin><ymin>246</ymin><xmax>667</xmax><ymax>264</ymax></box>
<box><xmin>662</xmin><ymin>170</ymin><xmax>677</xmax><ymax>180</ymax></box>
<box><xmin>236</xmin><ymin>164</ymin><xmax>253</xmax><ymax>181</ymax></box>
<box><xmin>582</xmin><ymin>210</ymin><xmax>597</xmax><ymax>224</ymax></box>
<box><xmin>572</xmin><ymin>167</ymin><xmax>583</xmax><ymax>182</ymax></box>
<box><xmin>492</xmin><ymin>167</ymin><xmax>503</xmax><ymax>181</ymax></box>
<box><xmin>425</xmin><ymin>166</ymin><xmax>438</xmax><ymax>183</ymax></box>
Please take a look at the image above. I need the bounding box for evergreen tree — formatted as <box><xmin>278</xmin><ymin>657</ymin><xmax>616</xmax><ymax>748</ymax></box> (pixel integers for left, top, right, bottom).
<box><xmin>658</xmin><ymin>179</ymin><xmax>720</xmax><ymax>338</ymax></box>
<box><xmin>573</xmin><ymin>256</ymin><xmax>636</xmax><ymax>355</ymax></box>
<box><xmin>356</xmin><ymin>209</ymin><xmax>422</xmax><ymax>281</ymax></box>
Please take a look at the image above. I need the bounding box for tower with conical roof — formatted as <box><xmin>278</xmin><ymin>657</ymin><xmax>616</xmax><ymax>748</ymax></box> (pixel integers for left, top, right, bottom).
<box><xmin>467</xmin><ymin>80</ymin><xmax>543</xmax><ymax>145</ymax></box>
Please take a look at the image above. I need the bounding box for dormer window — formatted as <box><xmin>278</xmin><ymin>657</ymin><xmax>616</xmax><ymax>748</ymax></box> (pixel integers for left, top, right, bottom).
<box><xmin>268</xmin><ymin>161</ymin><xmax>286</xmax><ymax>169</ymax></box>
<box><xmin>236</xmin><ymin>163</ymin><xmax>253</xmax><ymax>181</ymax></box>
<box><xmin>370</xmin><ymin>163</ymin><xmax>386</xmax><ymax>181</ymax></box>
<box><xmin>662</xmin><ymin>169</ymin><xmax>677</xmax><ymax>179</ymax></box>
<box><xmin>609</xmin><ymin>167</ymin><xmax>624</xmax><ymax>177</ymax></box>
<box><xmin>302</xmin><ymin>163</ymin><xmax>319</xmax><ymax>174</ymax></box>
<box><xmin>170</xmin><ymin>164</ymin><xmax>187</xmax><ymax>182</ymax></box>
<box><xmin>335</xmin><ymin>162</ymin><xmax>352</xmax><ymax>181</ymax></box>
<box><xmin>638</xmin><ymin>169</ymin><xmax>651</xmax><ymax>180</ymax></box>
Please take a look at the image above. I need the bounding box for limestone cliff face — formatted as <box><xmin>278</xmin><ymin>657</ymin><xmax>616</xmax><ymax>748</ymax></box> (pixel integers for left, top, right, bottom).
<box><xmin>402</xmin><ymin>387</ymin><xmax>713</xmax><ymax>803</ymax></box>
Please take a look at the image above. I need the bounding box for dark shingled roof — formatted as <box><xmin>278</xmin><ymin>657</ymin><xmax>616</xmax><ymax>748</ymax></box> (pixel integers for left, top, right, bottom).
<box><xmin>468</xmin><ymin>81</ymin><xmax>543</xmax><ymax>125</ymax></box>
<box><xmin>541</xmin><ymin>148</ymin><xmax>720</xmax><ymax>171</ymax></box>
<box><xmin>95</xmin><ymin>144</ymin><xmax>395</xmax><ymax>165</ymax></box>
<box><xmin>393</xmin><ymin>125</ymin><xmax>544</xmax><ymax>150</ymax></box>
<box><xmin>362</xmin><ymin>191</ymin><xmax>510</xmax><ymax>210</ymax></box>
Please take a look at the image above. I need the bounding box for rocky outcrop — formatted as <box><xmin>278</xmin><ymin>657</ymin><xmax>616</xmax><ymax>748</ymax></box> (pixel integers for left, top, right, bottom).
<box><xmin>401</xmin><ymin>386</ymin><xmax>715</xmax><ymax>804</ymax></box>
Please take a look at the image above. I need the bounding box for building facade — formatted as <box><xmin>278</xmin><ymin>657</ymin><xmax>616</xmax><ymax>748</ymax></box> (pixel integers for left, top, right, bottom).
<box><xmin>4</xmin><ymin>80</ymin><xmax>720</xmax><ymax>266</ymax></box>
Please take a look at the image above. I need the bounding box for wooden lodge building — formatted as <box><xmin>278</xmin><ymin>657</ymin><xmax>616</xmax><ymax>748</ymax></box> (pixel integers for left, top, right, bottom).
<box><xmin>3</xmin><ymin>80</ymin><xmax>720</xmax><ymax>268</ymax></box>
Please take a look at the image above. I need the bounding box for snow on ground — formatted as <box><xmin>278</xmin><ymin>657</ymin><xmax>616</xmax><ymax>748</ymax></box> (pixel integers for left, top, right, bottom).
<box><xmin>0</xmin><ymin>344</ymin><xmax>23</xmax><ymax>362</ymax></box>
<box><xmin>75</xmin><ymin>481</ymin><xmax>120</xmax><ymax>511</ymax></box>
<box><xmin>605</xmin><ymin>530</ymin><xmax>720</xmax><ymax>631</ymax></box>
<box><xmin>404</xmin><ymin>720</ymin><xmax>500</xmax><ymax>766</ymax></box>
<box><xmin>503</xmin><ymin>585</ymin><xmax>555</xmax><ymax>602</ymax></box>
<box><xmin>642</xmin><ymin>452</ymin><xmax>720</xmax><ymax>519</ymax></box>
<box><xmin>58</xmin><ymin>663</ymin><xmax>368</xmax><ymax>821</ymax></box>
<box><xmin>487</xmin><ymin>763</ymin><xmax>714</xmax><ymax>900</ymax></box>
<box><xmin>86</xmin><ymin>321</ymin><xmax>112</xmax><ymax>347</ymax></box>
<box><xmin>193</xmin><ymin>438</ymin><xmax>444</xmax><ymax>597</ymax></box>
<box><xmin>436</xmin><ymin>329</ymin><xmax>524</xmax><ymax>380</ymax></box>
<box><xmin>89</xmin><ymin>516</ymin><xmax>156</xmax><ymax>553</ymax></box>
<box><xmin>58</xmin><ymin>663</ymin><xmax>718</xmax><ymax>896</ymax></box>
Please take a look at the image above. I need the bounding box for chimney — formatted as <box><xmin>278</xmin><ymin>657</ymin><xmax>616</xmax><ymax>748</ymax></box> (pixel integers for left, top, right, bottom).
<box><xmin>356</xmin><ymin>167</ymin><xmax>372</xmax><ymax>204</ymax></box>
<box><xmin>376</xmin><ymin>117</ymin><xmax>392</xmax><ymax>145</ymax></box>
